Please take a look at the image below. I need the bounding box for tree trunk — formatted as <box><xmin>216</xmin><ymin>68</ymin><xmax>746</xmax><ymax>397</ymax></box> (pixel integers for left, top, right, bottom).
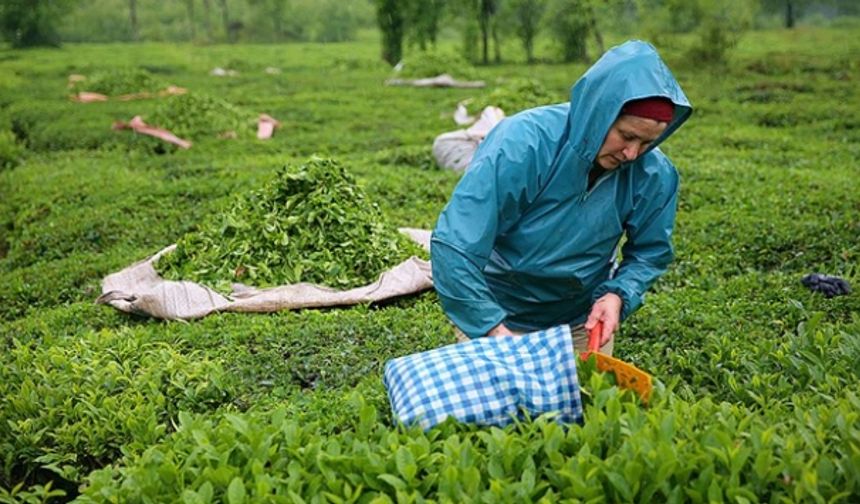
<box><xmin>185</xmin><ymin>0</ymin><xmax>196</xmax><ymax>41</ymax></box>
<box><xmin>377</xmin><ymin>0</ymin><xmax>404</xmax><ymax>65</ymax></box>
<box><xmin>525</xmin><ymin>34</ymin><xmax>534</xmax><ymax>64</ymax></box>
<box><xmin>201</xmin><ymin>0</ymin><xmax>212</xmax><ymax>42</ymax></box>
<box><xmin>216</xmin><ymin>0</ymin><xmax>230</xmax><ymax>41</ymax></box>
<box><xmin>272</xmin><ymin>0</ymin><xmax>285</xmax><ymax>41</ymax></box>
<box><xmin>129</xmin><ymin>0</ymin><xmax>138</xmax><ymax>41</ymax></box>
<box><xmin>785</xmin><ymin>0</ymin><xmax>795</xmax><ymax>28</ymax></box>
<box><xmin>590</xmin><ymin>12</ymin><xmax>604</xmax><ymax>54</ymax></box>
<box><xmin>479</xmin><ymin>10</ymin><xmax>489</xmax><ymax>64</ymax></box>
<box><xmin>492</xmin><ymin>20</ymin><xmax>501</xmax><ymax>64</ymax></box>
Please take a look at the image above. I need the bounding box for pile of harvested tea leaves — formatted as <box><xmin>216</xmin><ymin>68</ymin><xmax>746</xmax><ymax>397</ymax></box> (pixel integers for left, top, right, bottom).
<box><xmin>146</xmin><ymin>92</ymin><xmax>253</xmax><ymax>139</ymax></box>
<box><xmin>73</xmin><ymin>68</ymin><xmax>166</xmax><ymax>95</ymax></box>
<box><xmin>156</xmin><ymin>157</ymin><xmax>425</xmax><ymax>292</ymax></box>
<box><xmin>470</xmin><ymin>78</ymin><xmax>560</xmax><ymax>114</ymax></box>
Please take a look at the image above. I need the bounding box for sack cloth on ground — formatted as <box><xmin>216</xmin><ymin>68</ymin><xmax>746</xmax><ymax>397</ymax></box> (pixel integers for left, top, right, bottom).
<box><xmin>433</xmin><ymin>106</ymin><xmax>505</xmax><ymax>171</ymax></box>
<box><xmin>96</xmin><ymin>228</ymin><xmax>432</xmax><ymax>320</ymax></box>
<box><xmin>384</xmin><ymin>73</ymin><xmax>486</xmax><ymax>89</ymax></box>
<box><xmin>384</xmin><ymin>324</ymin><xmax>583</xmax><ymax>430</ymax></box>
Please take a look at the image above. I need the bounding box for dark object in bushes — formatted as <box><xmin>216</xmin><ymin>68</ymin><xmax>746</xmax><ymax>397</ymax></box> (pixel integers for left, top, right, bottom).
<box><xmin>801</xmin><ymin>273</ymin><xmax>852</xmax><ymax>298</ymax></box>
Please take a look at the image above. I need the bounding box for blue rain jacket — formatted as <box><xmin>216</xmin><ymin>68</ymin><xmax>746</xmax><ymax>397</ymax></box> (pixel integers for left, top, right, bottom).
<box><xmin>431</xmin><ymin>41</ymin><xmax>693</xmax><ymax>339</ymax></box>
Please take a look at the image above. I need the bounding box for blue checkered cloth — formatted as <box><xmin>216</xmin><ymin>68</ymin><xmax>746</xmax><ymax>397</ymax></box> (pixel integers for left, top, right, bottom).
<box><xmin>384</xmin><ymin>325</ymin><xmax>582</xmax><ymax>430</ymax></box>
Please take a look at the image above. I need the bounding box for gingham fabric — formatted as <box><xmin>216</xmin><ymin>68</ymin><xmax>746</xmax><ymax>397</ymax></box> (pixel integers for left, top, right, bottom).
<box><xmin>384</xmin><ymin>325</ymin><xmax>582</xmax><ymax>430</ymax></box>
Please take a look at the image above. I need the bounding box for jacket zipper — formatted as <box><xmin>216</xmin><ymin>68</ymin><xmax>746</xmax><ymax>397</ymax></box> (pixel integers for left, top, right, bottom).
<box><xmin>580</xmin><ymin>171</ymin><xmax>614</xmax><ymax>203</ymax></box>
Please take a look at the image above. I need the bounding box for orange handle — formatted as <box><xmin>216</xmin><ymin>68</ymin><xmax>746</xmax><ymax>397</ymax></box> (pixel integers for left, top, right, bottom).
<box><xmin>588</xmin><ymin>321</ymin><xmax>603</xmax><ymax>352</ymax></box>
<box><xmin>580</xmin><ymin>321</ymin><xmax>603</xmax><ymax>360</ymax></box>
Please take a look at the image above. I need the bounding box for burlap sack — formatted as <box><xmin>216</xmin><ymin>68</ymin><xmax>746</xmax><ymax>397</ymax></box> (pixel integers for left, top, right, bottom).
<box><xmin>385</xmin><ymin>73</ymin><xmax>486</xmax><ymax>88</ymax></box>
<box><xmin>433</xmin><ymin>106</ymin><xmax>505</xmax><ymax>171</ymax></box>
<box><xmin>97</xmin><ymin>228</ymin><xmax>433</xmax><ymax>320</ymax></box>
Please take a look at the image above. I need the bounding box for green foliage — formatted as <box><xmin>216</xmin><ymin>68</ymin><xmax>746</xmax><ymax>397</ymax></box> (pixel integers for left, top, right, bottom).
<box><xmin>686</xmin><ymin>0</ymin><xmax>758</xmax><ymax>64</ymax></box>
<box><xmin>71</xmin><ymin>68</ymin><xmax>166</xmax><ymax>96</ymax></box>
<box><xmin>545</xmin><ymin>0</ymin><xmax>592</xmax><ymax>62</ymax></box>
<box><xmin>448</xmin><ymin>1</ymin><xmax>481</xmax><ymax>63</ymax></box>
<box><xmin>373</xmin><ymin>145</ymin><xmax>437</xmax><ymax>171</ymax></box>
<box><xmin>0</xmin><ymin>130</ymin><xmax>23</xmax><ymax>170</ymax></box>
<box><xmin>312</xmin><ymin>0</ymin><xmax>361</xmax><ymax>43</ymax></box>
<box><xmin>0</xmin><ymin>0</ymin><xmax>71</xmax><ymax>48</ymax></box>
<box><xmin>396</xmin><ymin>50</ymin><xmax>477</xmax><ymax>79</ymax></box>
<box><xmin>77</xmin><ymin>390</ymin><xmax>860</xmax><ymax>502</ymax></box>
<box><xmin>0</xmin><ymin>25</ymin><xmax>859</xmax><ymax>502</ymax></box>
<box><xmin>469</xmin><ymin>78</ymin><xmax>561</xmax><ymax>114</ymax></box>
<box><xmin>7</xmin><ymin>100</ymin><xmax>140</xmax><ymax>153</ymax></box>
<box><xmin>405</xmin><ymin>0</ymin><xmax>446</xmax><ymax>50</ymax></box>
<box><xmin>637</xmin><ymin>0</ymin><xmax>757</xmax><ymax>64</ymax></box>
<box><xmin>375</xmin><ymin>0</ymin><xmax>405</xmax><ymax>65</ymax></box>
<box><xmin>636</xmin><ymin>0</ymin><xmax>704</xmax><ymax>35</ymax></box>
<box><xmin>0</xmin><ymin>481</ymin><xmax>66</xmax><ymax>503</ymax></box>
<box><xmin>58</xmin><ymin>0</ymin><xmax>376</xmax><ymax>44</ymax></box>
<box><xmin>504</xmin><ymin>0</ymin><xmax>549</xmax><ymax>63</ymax></box>
<box><xmin>146</xmin><ymin>92</ymin><xmax>254</xmax><ymax>140</ymax></box>
<box><xmin>0</xmin><ymin>328</ymin><xmax>236</xmax><ymax>491</ymax></box>
<box><xmin>156</xmin><ymin>157</ymin><xmax>425</xmax><ymax>292</ymax></box>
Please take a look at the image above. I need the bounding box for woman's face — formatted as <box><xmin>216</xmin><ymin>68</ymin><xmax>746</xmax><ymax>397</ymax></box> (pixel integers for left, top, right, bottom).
<box><xmin>595</xmin><ymin>115</ymin><xmax>668</xmax><ymax>169</ymax></box>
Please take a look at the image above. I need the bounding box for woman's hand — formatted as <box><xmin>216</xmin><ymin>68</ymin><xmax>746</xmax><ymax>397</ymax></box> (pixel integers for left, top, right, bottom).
<box><xmin>585</xmin><ymin>293</ymin><xmax>623</xmax><ymax>346</ymax></box>
<box><xmin>486</xmin><ymin>323</ymin><xmax>518</xmax><ymax>337</ymax></box>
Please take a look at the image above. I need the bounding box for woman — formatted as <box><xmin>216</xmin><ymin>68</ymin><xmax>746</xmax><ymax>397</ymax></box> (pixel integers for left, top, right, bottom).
<box><xmin>431</xmin><ymin>40</ymin><xmax>693</xmax><ymax>353</ymax></box>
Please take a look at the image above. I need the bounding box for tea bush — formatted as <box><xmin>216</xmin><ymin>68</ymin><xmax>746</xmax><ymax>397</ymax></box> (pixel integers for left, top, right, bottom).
<box><xmin>0</xmin><ymin>130</ymin><xmax>23</xmax><ymax>169</ymax></box>
<box><xmin>145</xmin><ymin>92</ymin><xmax>254</xmax><ymax>140</ymax></box>
<box><xmin>0</xmin><ymin>25</ymin><xmax>858</xmax><ymax>502</ymax></box>
<box><xmin>70</xmin><ymin>68</ymin><xmax>167</xmax><ymax>96</ymax></box>
<box><xmin>78</xmin><ymin>391</ymin><xmax>860</xmax><ymax>502</ymax></box>
<box><xmin>469</xmin><ymin>78</ymin><xmax>562</xmax><ymax>115</ymax></box>
<box><xmin>396</xmin><ymin>51</ymin><xmax>478</xmax><ymax>80</ymax></box>
<box><xmin>0</xmin><ymin>328</ymin><xmax>237</xmax><ymax>495</ymax></box>
<box><xmin>7</xmin><ymin>100</ymin><xmax>143</xmax><ymax>152</ymax></box>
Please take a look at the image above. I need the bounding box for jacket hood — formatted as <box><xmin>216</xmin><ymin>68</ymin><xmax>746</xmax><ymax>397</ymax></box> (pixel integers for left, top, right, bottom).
<box><xmin>568</xmin><ymin>40</ymin><xmax>693</xmax><ymax>162</ymax></box>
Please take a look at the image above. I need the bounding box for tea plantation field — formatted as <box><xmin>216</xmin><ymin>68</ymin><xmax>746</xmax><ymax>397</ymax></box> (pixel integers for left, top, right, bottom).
<box><xmin>1</xmin><ymin>25</ymin><xmax>858</xmax><ymax>503</ymax></box>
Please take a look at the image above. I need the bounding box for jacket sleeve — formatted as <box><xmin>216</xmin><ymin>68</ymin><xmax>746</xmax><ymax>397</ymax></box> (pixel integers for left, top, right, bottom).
<box><xmin>592</xmin><ymin>158</ymin><xmax>679</xmax><ymax>321</ymax></box>
<box><xmin>431</xmin><ymin>118</ymin><xmax>545</xmax><ymax>339</ymax></box>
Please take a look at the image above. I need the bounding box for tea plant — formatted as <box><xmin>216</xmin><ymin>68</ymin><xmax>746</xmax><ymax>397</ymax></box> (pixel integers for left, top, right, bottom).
<box><xmin>0</xmin><ymin>130</ymin><xmax>22</xmax><ymax>169</ymax></box>
<box><xmin>469</xmin><ymin>78</ymin><xmax>562</xmax><ymax>114</ymax></box>
<box><xmin>396</xmin><ymin>51</ymin><xmax>478</xmax><ymax>79</ymax></box>
<box><xmin>70</xmin><ymin>68</ymin><xmax>166</xmax><ymax>96</ymax></box>
<box><xmin>146</xmin><ymin>92</ymin><xmax>254</xmax><ymax>139</ymax></box>
<box><xmin>77</xmin><ymin>390</ymin><xmax>860</xmax><ymax>502</ymax></box>
<box><xmin>0</xmin><ymin>328</ymin><xmax>237</xmax><ymax>494</ymax></box>
<box><xmin>0</xmin><ymin>22</ymin><xmax>858</xmax><ymax>502</ymax></box>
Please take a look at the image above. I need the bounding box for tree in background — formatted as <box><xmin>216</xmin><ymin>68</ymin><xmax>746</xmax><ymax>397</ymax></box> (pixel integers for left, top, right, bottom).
<box><xmin>760</xmin><ymin>0</ymin><xmax>820</xmax><ymax>28</ymax></box>
<box><xmin>546</xmin><ymin>0</ymin><xmax>592</xmax><ymax>62</ymax></box>
<box><xmin>477</xmin><ymin>0</ymin><xmax>498</xmax><ymax>64</ymax></box>
<box><xmin>505</xmin><ymin>0</ymin><xmax>548</xmax><ymax>63</ymax></box>
<box><xmin>637</xmin><ymin>0</ymin><xmax>757</xmax><ymax>64</ymax></box>
<box><xmin>315</xmin><ymin>0</ymin><xmax>359</xmax><ymax>42</ymax></box>
<box><xmin>690</xmin><ymin>0</ymin><xmax>757</xmax><ymax>62</ymax></box>
<box><xmin>406</xmin><ymin>0</ymin><xmax>445</xmax><ymax>50</ymax></box>
<box><xmin>446</xmin><ymin>0</ymin><xmax>480</xmax><ymax>63</ymax></box>
<box><xmin>215</xmin><ymin>0</ymin><xmax>233</xmax><ymax>42</ymax></box>
<box><xmin>129</xmin><ymin>0</ymin><xmax>139</xmax><ymax>41</ymax></box>
<box><xmin>247</xmin><ymin>0</ymin><xmax>289</xmax><ymax>41</ymax></box>
<box><xmin>0</xmin><ymin>0</ymin><xmax>71</xmax><ymax>47</ymax></box>
<box><xmin>376</xmin><ymin>0</ymin><xmax>405</xmax><ymax>65</ymax></box>
<box><xmin>201</xmin><ymin>0</ymin><xmax>214</xmax><ymax>41</ymax></box>
<box><xmin>183</xmin><ymin>0</ymin><xmax>196</xmax><ymax>40</ymax></box>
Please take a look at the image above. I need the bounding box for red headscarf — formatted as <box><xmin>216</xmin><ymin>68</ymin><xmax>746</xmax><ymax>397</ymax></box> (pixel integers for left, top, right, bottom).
<box><xmin>621</xmin><ymin>97</ymin><xmax>674</xmax><ymax>123</ymax></box>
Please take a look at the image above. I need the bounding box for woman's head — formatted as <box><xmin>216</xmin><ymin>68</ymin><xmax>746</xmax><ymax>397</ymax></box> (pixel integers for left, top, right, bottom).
<box><xmin>566</xmin><ymin>41</ymin><xmax>691</xmax><ymax>162</ymax></box>
<box><xmin>595</xmin><ymin>97</ymin><xmax>674</xmax><ymax>169</ymax></box>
